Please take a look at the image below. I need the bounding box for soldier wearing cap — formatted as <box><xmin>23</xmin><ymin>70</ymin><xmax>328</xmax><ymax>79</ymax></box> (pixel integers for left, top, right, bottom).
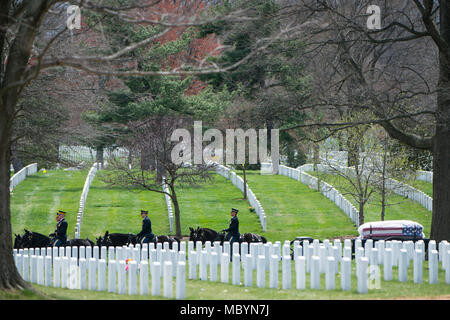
<box><xmin>222</xmin><ymin>208</ymin><xmax>240</xmax><ymax>246</ymax></box>
<box><xmin>137</xmin><ymin>210</ymin><xmax>155</xmax><ymax>244</ymax></box>
<box><xmin>50</xmin><ymin>210</ymin><xmax>68</xmax><ymax>247</ymax></box>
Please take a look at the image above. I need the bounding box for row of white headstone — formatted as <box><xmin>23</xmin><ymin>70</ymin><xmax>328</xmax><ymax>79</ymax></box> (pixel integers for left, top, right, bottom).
<box><xmin>9</xmin><ymin>163</ymin><xmax>38</xmax><ymax>192</ymax></box>
<box><xmin>185</xmin><ymin>238</ymin><xmax>450</xmax><ymax>293</ymax></box>
<box><xmin>58</xmin><ymin>145</ymin><xmax>129</xmax><ymax>163</ymax></box>
<box><xmin>75</xmin><ymin>162</ymin><xmax>100</xmax><ymax>239</ymax></box>
<box><xmin>14</xmin><ymin>238</ymin><xmax>450</xmax><ymax>297</ymax></box>
<box><xmin>276</xmin><ymin>164</ymin><xmax>360</xmax><ymax>227</ymax></box>
<box><xmin>215</xmin><ymin>164</ymin><xmax>267</xmax><ymax>231</ymax></box>
<box><xmin>13</xmin><ymin>243</ymin><xmax>186</xmax><ymax>299</ymax></box>
<box><xmin>416</xmin><ymin>170</ymin><xmax>433</xmax><ymax>183</ymax></box>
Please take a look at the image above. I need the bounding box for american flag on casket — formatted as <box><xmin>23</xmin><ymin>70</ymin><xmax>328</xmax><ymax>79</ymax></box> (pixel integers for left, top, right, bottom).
<box><xmin>357</xmin><ymin>220</ymin><xmax>425</xmax><ymax>240</ymax></box>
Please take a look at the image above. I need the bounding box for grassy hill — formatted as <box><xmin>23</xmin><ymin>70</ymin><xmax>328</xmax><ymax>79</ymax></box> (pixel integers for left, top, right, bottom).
<box><xmin>10</xmin><ymin>170</ymin><xmax>86</xmax><ymax>238</ymax></box>
<box><xmin>407</xmin><ymin>180</ymin><xmax>433</xmax><ymax>197</ymax></box>
<box><xmin>236</xmin><ymin>170</ymin><xmax>358</xmax><ymax>240</ymax></box>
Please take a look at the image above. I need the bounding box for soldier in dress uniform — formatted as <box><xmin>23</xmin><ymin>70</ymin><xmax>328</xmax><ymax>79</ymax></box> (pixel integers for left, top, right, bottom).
<box><xmin>137</xmin><ymin>210</ymin><xmax>155</xmax><ymax>244</ymax></box>
<box><xmin>50</xmin><ymin>210</ymin><xmax>68</xmax><ymax>247</ymax></box>
<box><xmin>222</xmin><ymin>208</ymin><xmax>240</xmax><ymax>246</ymax></box>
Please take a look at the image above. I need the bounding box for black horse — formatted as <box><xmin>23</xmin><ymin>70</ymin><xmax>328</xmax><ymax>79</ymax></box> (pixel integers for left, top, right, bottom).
<box><xmin>189</xmin><ymin>227</ymin><xmax>219</xmax><ymax>245</ymax></box>
<box><xmin>21</xmin><ymin>229</ymin><xmax>51</xmax><ymax>248</ymax></box>
<box><xmin>19</xmin><ymin>229</ymin><xmax>93</xmax><ymax>248</ymax></box>
<box><xmin>155</xmin><ymin>235</ymin><xmax>181</xmax><ymax>250</ymax></box>
<box><xmin>66</xmin><ymin>238</ymin><xmax>94</xmax><ymax>247</ymax></box>
<box><xmin>13</xmin><ymin>234</ymin><xmax>23</xmax><ymax>249</ymax></box>
<box><xmin>242</xmin><ymin>233</ymin><xmax>267</xmax><ymax>243</ymax></box>
<box><xmin>97</xmin><ymin>231</ymin><xmax>134</xmax><ymax>247</ymax></box>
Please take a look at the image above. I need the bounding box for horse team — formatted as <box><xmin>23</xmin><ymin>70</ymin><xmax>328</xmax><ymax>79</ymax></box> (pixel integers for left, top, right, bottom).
<box><xmin>14</xmin><ymin>227</ymin><xmax>266</xmax><ymax>250</ymax></box>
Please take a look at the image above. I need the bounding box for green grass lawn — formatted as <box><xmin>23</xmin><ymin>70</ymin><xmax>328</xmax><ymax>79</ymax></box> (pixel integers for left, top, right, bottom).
<box><xmin>2</xmin><ymin>260</ymin><xmax>449</xmax><ymax>300</ymax></box>
<box><xmin>80</xmin><ymin>172</ymin><xmax>262</xmax><ymax>239</ymax></box>
<box><xmin>10</xmin><ymin>170</ymin><xmax>87</xmax><ymax>238</ymax></box>
<box><xmin>407</xmin><ymin>180</ymin><xmax>433</xmax><ymax>197</ymax></box>
<box><xmin>177</xmin><ymin>173</ymin><xmax>262</xmax><ymax>236</ymax></box>
<box><xmin>308</xmin><ymin>172</ymin><xmax>432</xmax><ymax>236</ymax></box>
<box><xmin>235</xmin><ymin>171</ymin><xmax>358</xmax><ymax>241</ymax></box>
<box><xmin>81</xmin><ymin>173</ymin><xmax>168</xmax><ymax>240</ymax></box>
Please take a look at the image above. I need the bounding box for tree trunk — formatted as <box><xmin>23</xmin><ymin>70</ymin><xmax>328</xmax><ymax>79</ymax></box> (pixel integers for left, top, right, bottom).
<box><xmin>169</xmin><ymin>184</ymin><xmax>182</xmax><ymax>238</ymax></box>
<box><xmin>0</xmin><ymin>104</ymin><xmax>29</xmax><ymax>290</ymax></box>
<box><xmin>381</xmin><ymin>138</ymin><xmax>387</xmax><ymax>221</ymax></box>
<box><xmin>242</xmin><ymin>165</ymin><xmax>247</xmax><ymax>200</ymax></box>
<box><xmin>95</xmin><ymin>145</ymin><xmax>104</xmax><ymax>166</ymax></box>
<box><xmin>156</xmin><ymin>160</ymin><xmax>165</xmax><ymax>184</ymax></box>
<box><xmin>430</xmin><ymin>21</ymin><xmax>450</xmax><ymax>241</ymax></box>
<box><xmin>381</xmin><ymin>187</ymin><xmax>386</xmax><ymax>221</ymax></box>
<box><xmin>127</xmin><ymin>149</ymin><xmax>133</xmax><ymax>168</ymax></box>
<box><xmin>313</xmin><ymin>142</ymin><xmax>319</xmax><ymax>172</ymax></box>
<box><xmin>140</xmin><ymin>148</ymin><xmax>150</xmax><ymax>171</ymax></box>
<box><xmin>347</xmin><ymin>131</ymin><xmax>359</xmax><ymax>167</ymax></box>
<box><xmin>359</xmin><ymin>200</ymin><xmax>365</xmax><ymax>226</ymax></box>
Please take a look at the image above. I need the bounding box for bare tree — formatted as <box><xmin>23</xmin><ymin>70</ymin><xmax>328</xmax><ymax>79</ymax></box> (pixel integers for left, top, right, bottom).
<box><xmin>318</xmin><ymin>119</ymin><xmax>380</xmax><ymax>226</ymax></box>
<box><xmin>101</xmin><ymin>115</ymin><xmax>213</xmax><ymax>238</ymax></box>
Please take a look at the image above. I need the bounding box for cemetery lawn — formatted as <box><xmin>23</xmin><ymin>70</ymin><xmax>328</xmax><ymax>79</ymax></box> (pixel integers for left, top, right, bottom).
<box><xmin>80</xmin><ymin>173</ymin><xmax>168</xmax><ymax>239</ymax></box>
<box><xmin>407</xmin><ymin>180</ymin><xmax>433</xmax><ymax>197</ymax></box>
<box><xmin>26</xmin><ymin>261</ymin><xmax>450</xmax><ymax>300</ymax></box>
<box><xmin>307</xmin><ymin>172</ymin><xmax>432</xmax><ymax>236</ymax></box>
<box><xmin>177</xmin><ymin>173</ymin><xmax>263</xmax><ymax>237</ymax></box>
<box><xmin>10</xmin><ymin>170</ymin><xmax>87</xmax><ymax>238</ymax></box>
<box><xmin>78</xmin><ymin>171</ymin><xmax>263</xmax><ymax>239</ymax></box>
<box><xmin>236</xmin><ymin>171</ymin><xmax>358</xmax><ymax>241</ymax></box>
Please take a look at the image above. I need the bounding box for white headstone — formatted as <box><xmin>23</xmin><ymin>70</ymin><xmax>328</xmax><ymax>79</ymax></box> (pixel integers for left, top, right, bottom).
<box><xmin>88</xmin><ymin>258</ymin><xmax>97</xmax><ymax>290</ymax></box>
<box><xmin>413</xmin><ymin>249</ymin><xmax>423</xmax><ymax>284</ymax></box>
<box><xmin>384</xmin><ymin>248</ymin><xmax>392</xmax><ymax>281</ymax></box>
<box><xmin>163</xmin><ymin>261</ymin><xmax>173</xmax><ymax>298</ymax></box>
<box><xmin>269</xmin><ymin>254</ymin><xmax>278</xmax><ymax>289</ymax></box>
<box><xmin>429</xmin><ymin>249</ymin><xmax>438</xmax><ymax>284</ymax></box>
<box><xmin>108</xmin><ymin>260</ymin><xmax>116</xmax><ymax>293</ymax></box>
<box><xmin>244</xmin><ymin>254</ymin><xmax>253</xmax><ymax>287</ymax></box>
<box><xmin>37</xmin><ymin>256</ymin><xmax>44</xmax><ymax>285</ymax></box>
<box><xmin>140</xmin><ymin>261</ymin><xmax>149</xmax><ymax>295</ymax></box>
<box><xmin>118</xmin><ymin>260</ymin><xmax>126</xmax><ymax>294</ymax></box>
<box><xmin>98</xmin><ymin>259</ymin><xmax>106</xmax><ymax>291</ymax></box>
<box><xmin>357</xmin><ymin>257</ymin><xmax>368</xmax><ymax>294</ymax></box>
<box><xmin>398</xmin><ymin>249</ymin><xmax>407</xmax><ymax>282</ymax></box>
<box><xmin>151</xmin><ymin>262</ymin><xmax>161</xmax><ymax>296</ymax></box>
<box><xmin>221</xmin><ymin>253</ymin><xmax>229</xmax><ymax>283</ymax></box>
<box><xmin>232</xmin><ymin>253</ymin><xmax>241</xmax><ymax>285</ymax></box>
<box><xmin>325</xmin><ymin>257</ymin><xmax>335</xmax><ymax>290</ymax></box>
<box><xmin>44</xmin><ymin>255</ymin><xmax>52</xmax><ymax>286</ymax></box>
<box><xmin>200</xmin><ymin>250</ymin><xmax>208</xmax><ymax>281</ymax></box>
<box><xmin>61</xmin><ymin>256</ymin><xmax>69</xmax><ymax>288</ymax></box>
<box><xmin>341</xmin><ymin>257</ymin><xmax>351</xmax><ymax>291</ymax></box>
<box><xmin>189</xmin><ymin>251</ymin><xmax>197</xmax><ymax>280</ymax></box>
<box><xmin>128</xmin><ymin>261</ymin><xmax>137</xmax><ymax>295</ymax></box>
<box><xmin>310</xmin><ymin>256</ymin><xmax>320</xmax><ymax>289</ymax></box>
<box><xmin>295</xmin><ymin>256</ymin><xmax>306</xmax><ymax>290</ymax></box>
<box><xmin>176</xmin><ymin>261</ymin><xmax>186</xmax><ymax>300</ymax></box>
<box><xmin>282</xmin><ymin>255</ymin><xmax>291</xmax><ymax>290</ymax></box>
<box><xmin>256</xmin><ymin>255</ymin><xmax>265</xmax><ymax>288</ymax></box>
<box><xmin>79</xmin><ymin>258</ymin><xmax>87</xmax><ymax>290</ymax></box>
<box><xmin>210</xmin><ymin>252</ymin><xmax>218</xmax><ymax>282</ymax></box>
